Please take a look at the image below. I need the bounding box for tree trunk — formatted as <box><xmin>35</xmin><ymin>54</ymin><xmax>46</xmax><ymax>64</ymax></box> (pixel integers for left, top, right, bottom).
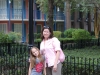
<box><xmin>74</xmin><ymin>11</ymin><xmax>79</xmax><ymax>28</ymax></box>
<box><xmin>79</xmin><ymin>11</ymin><xmax>84</xmax><ymax>29</ymax></box>
<box><xmin>47</xmin><ymin>0</ymin><xmax>54</xmax><ymax>29</ymax></box>
<box><xmin>94</xmin><ymin>7</ymin><xmax>99</xmax><ymax>38</ymax></box>
<box><xmin>87</xmin><ymin>12</ymin><xmax>91</xmax><ymax>33</ymax></box>
<box><xmin>66</xmin><ymin>0</ymin><xmax>71</xmax><ymax>29</ymax></box>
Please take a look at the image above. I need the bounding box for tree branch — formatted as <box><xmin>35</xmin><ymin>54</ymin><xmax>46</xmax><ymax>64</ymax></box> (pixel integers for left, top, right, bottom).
<box><xmin>53</xmin><ymin>0</ymin><xmax>62</xmax><ymax>6</ymax></box>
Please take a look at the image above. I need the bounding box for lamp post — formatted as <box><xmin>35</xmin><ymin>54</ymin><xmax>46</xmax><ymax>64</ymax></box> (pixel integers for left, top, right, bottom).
<box><xmin>44</xmin><ymin>14</ymin><xmax>46</xmax><ymax>26</ymax></box>
<box><xmin>28</xmin><ymin>0</ymin><xmax>34</xmax><ymax>51</ymax></box>
<box><xmin>9</xmin><ymin>0</ymin><xmax>11</xmax><ymax>31</ymax></box>
<box><xmin>22</xmin><ymin>0</ymin><xmax>24</xmax><ymax>42</ymax></box>
<box><xmin>64</xmin><ymin>2</ymin><xmax>67</xmax><ymax>30</ymax></box>
<box><xmin>54</xmin><ymin>6</ymin><xmax>56</xmax><ymax>31</ymax></box>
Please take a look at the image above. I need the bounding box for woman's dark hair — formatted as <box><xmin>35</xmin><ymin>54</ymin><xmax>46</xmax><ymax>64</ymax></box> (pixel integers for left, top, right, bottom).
<box><xmin>41</xmin><ymin>26</ymin><xmax>53</xmax><ymax>40</ymax></box>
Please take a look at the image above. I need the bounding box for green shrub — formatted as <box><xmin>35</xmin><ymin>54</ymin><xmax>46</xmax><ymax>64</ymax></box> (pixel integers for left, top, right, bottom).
<box><xmin>53</xmin><ymin>31</ymin><xmax>62</xmax><ymax>38</ymax></box>
<box><xmin>61</xmin><ymin>32</ymin><xmax>65</xmax><ymax>38</ymax></box>
<box><xmin>91</xmin><ymin>31</ymin><xmax>95</xmax><ymax>36</ymax></box>
<box><xmin>0</xmin><ymin>32</ymin><xmax>9</xmax><ymax>43</ymax></box>
<box><xmin>37</xmin><ymin>33</ymin><xmax>41</xmax><ymax>39</ymax></box>
<box><xmin>72</xmin><ymin>29</ymin><xmax>91</xmax><ymax>40</ymax></box>
<box><xmin>64</xmin><ymin>28</ymin><xmax>76</xmax><ymax>38</ymax></box>
<box><xmin>34</xmin><ymin>33</ymin><xmax>41</xmax><ymax>39</ymax></box>
<box><xmin>7</xmin><ymin>32</ymin><xmax>22</xmax><ymax>43</ymax></box>
<box><xmin>34</xmin><ymin>33</ymin><xmax>37</xmax><ymax>39</ymax></box>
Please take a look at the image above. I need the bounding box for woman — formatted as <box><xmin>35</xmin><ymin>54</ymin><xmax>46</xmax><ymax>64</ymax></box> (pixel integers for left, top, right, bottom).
<box><xmin>28</xmin><ymin>47</ymin><xmax>45</xmax><ymax>75</ymax></box>
<box><xmin>40</xmin><ymin>26</ymin><xmax>62</xmax><ymax>75</ymax></box>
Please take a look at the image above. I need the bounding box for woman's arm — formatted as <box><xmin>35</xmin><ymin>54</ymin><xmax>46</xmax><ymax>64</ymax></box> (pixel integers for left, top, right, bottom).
<box><xmin>53</xmin><ymin>50</ymin><xmax>60</xmax><ymax>71</ymax></box>
<box><xmin>43</xmin><ymin>55</ymin><xmax>46</xmax><ymax>75</ymax></box>
<box><xmin>52</xmin><ymin>37</ymin><xmax>61</xmax><ymax>71</ymax></box>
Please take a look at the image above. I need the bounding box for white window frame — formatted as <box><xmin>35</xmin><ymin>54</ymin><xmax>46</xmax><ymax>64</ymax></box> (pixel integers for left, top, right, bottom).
<box><xmin>13</xmin><ymin>0</ymin><xmax>22</xmax><ymax>19</ymax></box>
<box><xmin>14</xmin><ymin>23</ymin><xmax>22</xmax><ymax>34</ymax></box>
<box><xmin>0</xmin><ymin>0</ymin><xmax>7</xmax><ymax>19</ymax></box>
<box><xmin>0</xmin><ymin>23</ymin><xmax>7</xmax><ymax>33</ymax></box>
<box><xmin>36</xmin><ymin>24</ymin><xmax>42</xmax><ymax>33</ymax></box>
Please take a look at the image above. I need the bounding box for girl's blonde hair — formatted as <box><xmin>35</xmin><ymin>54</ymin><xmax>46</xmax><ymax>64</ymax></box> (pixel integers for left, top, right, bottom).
<box><xmin>30</xmin><ymin>47</ymin><xmax>44</xmax><ymax>68</ymax></box>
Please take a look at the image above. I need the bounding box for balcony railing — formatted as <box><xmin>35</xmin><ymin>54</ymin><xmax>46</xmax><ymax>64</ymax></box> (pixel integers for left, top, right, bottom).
<box><xmin>0</xmin><ymin>9</ymin><xmax>65</xmax><ymax>21</ymax></box>
<box><xmin>0</xmin><ymin>9</ymin><xmax>7</xmax><ymax>19</ymax></box>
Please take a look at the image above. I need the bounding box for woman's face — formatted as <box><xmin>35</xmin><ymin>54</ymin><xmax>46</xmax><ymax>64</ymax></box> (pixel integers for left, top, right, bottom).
<box><xmin>31</xmin><ymin>48</ymin><xmax>39</xmax><ymax>57</ymax></box>
<box><xmin>43</xmin><ymin>29</ymin><xmax>51</xmax><ymax>39</ymax></box>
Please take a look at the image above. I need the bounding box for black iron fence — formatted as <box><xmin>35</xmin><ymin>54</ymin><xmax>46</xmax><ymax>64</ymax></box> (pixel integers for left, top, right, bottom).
<box><xmin>0</xmin><ymin>43</ymin><xmax>29</xmax><ymax>75</ymax></box>
<box><xmin>62</xmin><ymin>56</ymin><xmax>100</xmax><ymax>75</ymax></box>
<box><xmin>61</xmin><ymin>38</ymin><xmax>100</xmax><ymax>50</ymax></box>
<box><xmin>0</xmin><ymin>39</ymin><xmax>100</xmax><ymax>75</ymax></box>
<box><xmin>34</xmin><ymin>38</ymin><xmax>100</xmax><ymax>50</ymax></box>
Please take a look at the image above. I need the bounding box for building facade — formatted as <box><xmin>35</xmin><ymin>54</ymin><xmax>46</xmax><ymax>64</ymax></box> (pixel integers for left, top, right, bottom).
<box><xmin>0</xmin><ymin>0</ymin><xmax>95</xmax><ymax>42</ymax></box>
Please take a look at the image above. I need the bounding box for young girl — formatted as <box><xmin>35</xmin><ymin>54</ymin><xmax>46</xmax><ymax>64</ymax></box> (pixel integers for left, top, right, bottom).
<box><xmin>28</xmin><ymin>47</ymin><xmax>45</xmax><ymax>75</ymax></box>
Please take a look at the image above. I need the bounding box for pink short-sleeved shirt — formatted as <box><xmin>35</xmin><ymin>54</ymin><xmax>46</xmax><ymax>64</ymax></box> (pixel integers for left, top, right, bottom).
<box><xmin>40</xmin><ymin>37</ymin><xmax>62</xmax><ymax>67</ymax></box>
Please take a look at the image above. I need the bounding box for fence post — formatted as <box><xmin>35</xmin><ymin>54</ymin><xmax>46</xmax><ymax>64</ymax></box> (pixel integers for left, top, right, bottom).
<box><xmin>97</xmin><ymin>38</ymin><xmax>99</xmax><ymax>46</ymax></box>
<box><xmin>8</xmin><ymin>43</ymin><xmax>11</xmax><ymax>55</ymax></box>
<box><xmin>61</xmin><ymin>41</ymin><xmax>63</xmax><ymax>50</ymax></box>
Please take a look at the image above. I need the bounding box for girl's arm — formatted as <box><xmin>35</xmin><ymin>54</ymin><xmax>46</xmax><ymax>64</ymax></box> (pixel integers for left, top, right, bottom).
<box><xmin>28</xmin><ymin>62</ymin><xmax>32</xmax><ymax>75</ymax></box>
<box><xmin>43</xmin><ymin>67</ymin><xmax>46</xmax><ymax>75</ymax></box>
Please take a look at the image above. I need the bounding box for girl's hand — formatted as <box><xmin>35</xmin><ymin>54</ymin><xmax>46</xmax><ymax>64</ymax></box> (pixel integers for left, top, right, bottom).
<box><xmin>40</xmin><ymin>49</ymin><xmax>45</xmax><ymax>55</ymax></box>
<box><xmin>43</xmin><ymin>64</ymin><xmax>46</xmax><ymax>75</ymax></box>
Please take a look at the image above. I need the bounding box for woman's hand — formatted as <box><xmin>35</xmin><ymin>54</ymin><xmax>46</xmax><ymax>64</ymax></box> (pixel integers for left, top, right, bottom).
<box><xmin>53</xmin><ymin>63</ymin><xmax>57</xmax><ymax>72</ymax></box>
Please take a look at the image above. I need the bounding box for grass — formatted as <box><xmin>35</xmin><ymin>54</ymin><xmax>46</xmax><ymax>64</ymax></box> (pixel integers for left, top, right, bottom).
<box><xmin>64</xmin><ymin>46</ymin><xmax>100</xmax><ymax>58</ymax></box>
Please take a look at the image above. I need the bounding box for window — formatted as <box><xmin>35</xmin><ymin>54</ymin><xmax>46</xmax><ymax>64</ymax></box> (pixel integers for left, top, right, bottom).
<box><xmin>13</xmin><ymin>0</ymin><xmax>22</xmax><ymax>19</ymax></box>
<box><xmin>0</xmin><ymin>0</ymin><xmax>7</xmax><ymax>19</ymax></box>
<box><xmin>36</xmin><ymin>4</ymin><xmax>40</xmax><ymax>19</ymax></box>
<box><xmin>14</xmin><ymin>23</ymin><xmax>22</xmax><ymax>34</ymax></box>
<box><xmin>0</xmin><ymin>23</ymin><xmax>7</xmax><ymax>33</ymax></box>
<box><xmin>56</xmin><ymin>22</ymin><xmax>64</xmax><ymax>32</ymax></box>
<box><xmin>37</xmin><ymin>25</ymin><xmax>41</xmax><ymax>33</ymax></box>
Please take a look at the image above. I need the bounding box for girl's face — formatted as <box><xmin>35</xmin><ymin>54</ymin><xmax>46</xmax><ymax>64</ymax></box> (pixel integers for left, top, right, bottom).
<box><xmin>43</xmin><ymin>29</ymin><xmax>51</xmax><ymax>39</ymax></box>
<box><xmin>31</xmin><ymin>48</ymin><xmax>39</xmax><ymax>57</ymax></box>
